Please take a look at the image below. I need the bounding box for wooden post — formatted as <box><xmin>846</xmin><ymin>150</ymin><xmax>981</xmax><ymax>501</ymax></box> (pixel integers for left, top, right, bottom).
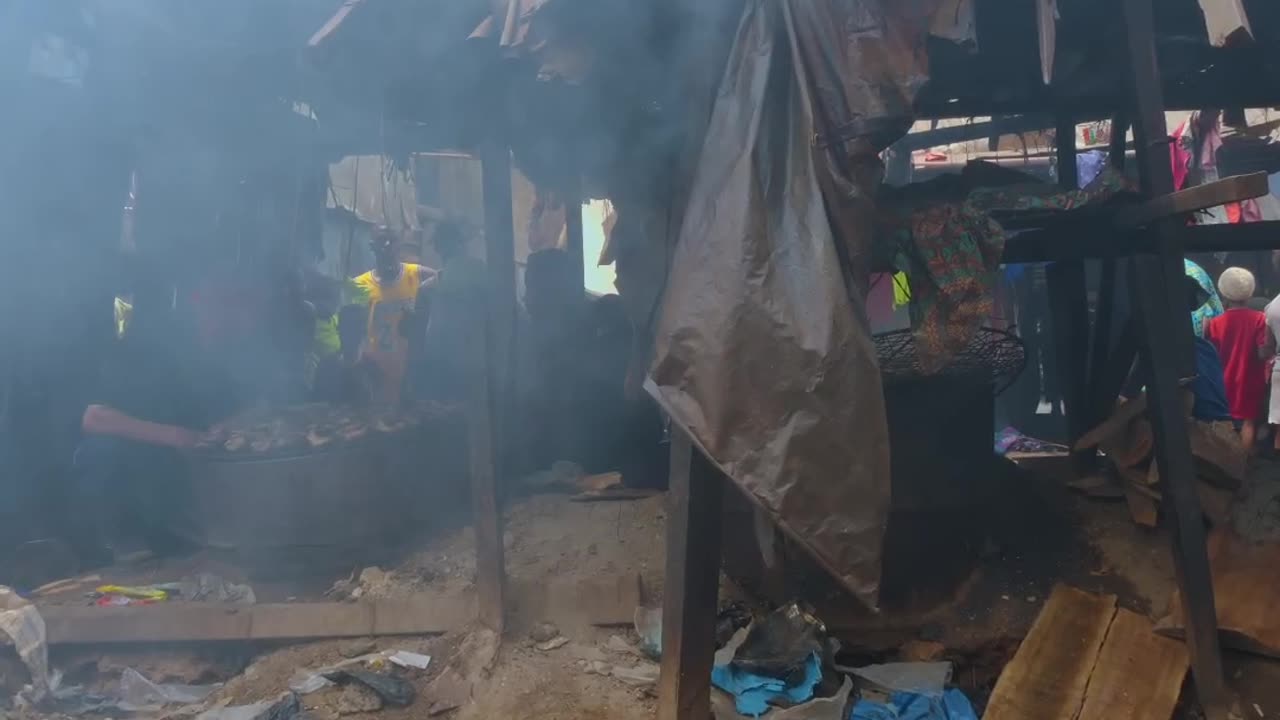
<box><xmin>1047</xmin><ymin>114</ymin><xmax>1093</xmax><ymax>471</ymax></box>
<box><xmin>565</xmin><ymin>185</ymin><xmax>585</xmax><ymax>293</ymax></box>
<box><xmin>471</xmin><ymin>142</ymin><xmax>517</xmax><ymax>633</ymax></box>
<box><xmin>658</xmin><ymin>431</ymin><xmax>724</xmax><ymax>720</ymax></box>
<box><xmin>1122</xmin><ymin>0</ymin><xmax>1226</xmax><ymax>714</ymax></box>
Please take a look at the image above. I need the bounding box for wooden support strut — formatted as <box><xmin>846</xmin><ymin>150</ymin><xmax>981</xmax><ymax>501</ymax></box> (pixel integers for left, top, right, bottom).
<box><xmin>658</xmin><ymin>431</ymin><xmax>724</xmax><ymax>720</ymax></box>
<box><xmin>472</xmin><ymin>142</ymin><xmax>516</xmax><ymax>634</ymax></box>
<box><xmin>1047</xmin><ymin>114</ymin><xmax>1094</xmax><ymax>472</ymax></box>
<box><xmin>1121</xmin><ymin>0</ymin><xmax>1227</xmax><ymax>715</ymax></box>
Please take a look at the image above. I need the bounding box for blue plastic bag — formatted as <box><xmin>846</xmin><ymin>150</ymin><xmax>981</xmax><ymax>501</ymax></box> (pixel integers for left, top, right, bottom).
<box><xmin>849</xmin><ymin>688</ymin><xmax>978</xmax><ymax>720</ymax></box>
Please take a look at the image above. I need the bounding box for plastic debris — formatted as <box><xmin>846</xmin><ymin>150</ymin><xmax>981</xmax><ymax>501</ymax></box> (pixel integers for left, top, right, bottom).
<box><xmin>849</xmin><ymin>662</ymin><xmax>952</xmax><ymax>696</ymax></box>
<box><xmin>323</xmin><ymin>669</ymin><xmax>415</xmax><ymax>707</ymax></box>
<box><xmin>387</xmin><ymin>651</ymin><xmax>432</xmax><ymax>670</ymax></box>
<box><xmin>712</xmin><ymin>651</ymin><xmax>823</xmax><ymax>717</ymax></box>
<box><xmin>634</xmin><ymin>606</ymin><xmax>662</xmax><ymax>659</ymax></box>
<box><xmin>118</xmin><ymin>667</ymin><xmax>218</xmax><ymax>710</ymax></box>
<box><xmin>0</xmin><ymin>586</ymin><xmax>50</xmax><ymax>704</ymax></box>
<box><xmin>610</xmin><ymin>661</ymin><xmax>660</xmax><ymax>687</ymax></box>
<box><xmin>713</xmin><ymin>677</ymin><xmax>852</xmax><ymax>720</ymax></box>
<box><xmin>535</xmin><ymin>637</ymin><xmax>569</xmax><ymax>652</ymax></box>
<box><xmin>733</xmin><ymin>604</ymin><xmax>825</xmax><ymax>680</ymax></box>
<box><xmin>178</xmin><ymin>573</ymin><xmax>256</xmax><ymax>604</ymax></box>
<box><xmin>196</xmin><ymin>700</ymin><xmax>277</xmax><ymax>720</ymax></box>
<box><xmin>849</xmin><ymin>688</ymin><xmax>979</xmax><ymax>720</ymax></box>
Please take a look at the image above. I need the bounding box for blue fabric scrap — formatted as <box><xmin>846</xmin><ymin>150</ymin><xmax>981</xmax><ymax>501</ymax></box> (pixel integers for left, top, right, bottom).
<box><xmin>711</xmin><ymin>651</ymin><xmax>823</xmax><ymax>717</ymax></box>
<box><xmin>849</xmin><ymin>688</ymin><xmax>978</xmax><ymax>720</ymax></box>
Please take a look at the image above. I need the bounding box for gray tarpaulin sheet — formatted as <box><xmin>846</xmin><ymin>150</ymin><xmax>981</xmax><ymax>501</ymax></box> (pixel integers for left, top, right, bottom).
<box><xmin>648</xmin><ymin>0</ymin><xmax>935</xmax><ymax>608</ymax></box>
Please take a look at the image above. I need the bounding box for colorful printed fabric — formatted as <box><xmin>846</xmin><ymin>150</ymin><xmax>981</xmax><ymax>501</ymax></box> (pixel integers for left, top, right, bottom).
<box><xmin>881</xmin><ymin>167</ymin><xmax>1129</xmax><ymax>373</ymax></box>
<box><xmin>1185</xmin><ymin>258</ymin><xmax>1223</xmax><ymax>337</ymax></box>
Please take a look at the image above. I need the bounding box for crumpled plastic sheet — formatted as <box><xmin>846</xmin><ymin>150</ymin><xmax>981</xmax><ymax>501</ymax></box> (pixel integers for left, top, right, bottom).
<box><xmin>849</xmin><ymin>688</ymin><xmax>979</xmax><ymax>720</ymax></box>
<box><xmin>0</xmin><ymin>586</ymin><xmax>49</xmax><ymax>704</ymax></box>
<box><xmin>848</xmin><ymin>662</ymin><xmax>952</xmax><ymax>696</ymax></box>
<box><xmin>118</xmin><ymin>667</ymin><xmax>218</xmax><ymax>711</ymax></box>
<box><xmin>648</xmin><ymin>0</ymin><xmax>894</xmax><ymax>611</ymax></box>
<box><xmin>711</xmin><ymin>651</ymin><xmax>823</xmax><ymax>717</ymax></box>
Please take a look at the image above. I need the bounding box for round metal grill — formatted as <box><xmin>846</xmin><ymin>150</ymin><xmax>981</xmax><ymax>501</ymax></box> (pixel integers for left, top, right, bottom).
<box><xmin>874</xmin><ymin>326</ymin><xmax>1027</xmax><ymax>395</ymax></box>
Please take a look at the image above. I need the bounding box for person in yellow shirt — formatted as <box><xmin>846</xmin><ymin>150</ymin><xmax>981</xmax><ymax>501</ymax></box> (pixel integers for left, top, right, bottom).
<box><xmin>346</xmin><ymin>228</ymin><xmax>436</xmax><ymax>403</ymax></box>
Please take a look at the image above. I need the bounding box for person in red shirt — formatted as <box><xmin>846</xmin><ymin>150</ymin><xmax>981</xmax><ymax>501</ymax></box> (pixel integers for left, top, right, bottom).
<box><xmin>1204</xmin><ymin>266</ymin><xmax>1269</xmax><ymax>453</ymax></box>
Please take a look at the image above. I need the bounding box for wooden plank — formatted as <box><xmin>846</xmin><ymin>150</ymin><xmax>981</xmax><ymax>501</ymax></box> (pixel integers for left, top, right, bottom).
<box><xmin>251</xmin><ymin>603</ymin><xmax>373</xmax><ymax>640</ymax></box>
<box><xmin>475</xmin><ymin>142</ymin><xmax>513</xmax><ymax>634</ymax></box>
<box><xmin>984</xmin><ymin>586</ymin><xmax>1118</xmax><ymax>720</ymax></box>
<box><xmin>1114</xmin><ymin>172</ymin><xmax>1269</xmax><ymax>228</ymax></box>
<box><xmin>1047</xmin><ymin>259</ymin><xmax>1093</xmax><ymax>472</ymax></box>
<box><xmin>1078</xmin><ymin>606</ymin><xmax>1189</xmax><ymax>720</ymax></box>
<box><xmin>1123</xmin><ymin>483</ymin><xmax>1159</xmax><ymax>527</ymax></box>
<box><xmin>41</xmin><ymin>597</ymin><xmax>472</xmax><ymax>645</ymax></box>
<box><xmin>1076</xmin><ymin>394</ymin><xmax>1147</xmax><ymax>451</ymax></box>
<box><xmin>657</xmin><ymin>431</ymin><xmax>724</xmax><ymax>720</ymax></box>
<box><xmin>1122</xmin><ymin>0</ymin><xmax>1227</xmax><ymax>712</ymax></box>
<box><xmin>1160</xmin><ymin>531</ymin><xmax>1280</xmax><ymax>659</ymax></box>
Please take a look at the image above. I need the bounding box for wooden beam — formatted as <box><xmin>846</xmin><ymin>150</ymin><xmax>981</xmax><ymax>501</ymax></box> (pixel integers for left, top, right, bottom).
<box><xmin>1122</xmin><ymin>0</ymin><xmax>1227</xmax><ymax>715</ymax></box>
<box><xmin>565</xmin><ymin>189</ymin><xmax>585</xmax><ymax>293</ymax></box>
<box><xmin>1002</xmin><ymin>218</ymin><xmax>1280</xmax><ymax>264</ymax></box>
<box><xmin>474</xmin><ymin>142</ymin><xmax>515</xmax><ymax>634</ymax></box>
<box><xmin>658</xmin><ymin>431</ymin><xmax>724</xmax><ymax>720</ymax></box>
<box><xmin>41</xmin><ymin>597</ymin><xmax>474</xmax><ymax>645</ymax></box>
<box><xmin>1049</xmin><ymin>115</ymin><xmax>1094</xmax><ymax>472</ymax></box>
<box><xmin>1114</xmin><ymin>172</ymin><xmax>1269</xmax><ymax>229</ymax></box>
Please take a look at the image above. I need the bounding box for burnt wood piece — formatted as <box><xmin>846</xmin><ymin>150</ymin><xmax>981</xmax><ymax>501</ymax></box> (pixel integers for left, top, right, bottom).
<box><xmin>473</xmin><ymin>142</ymin><xmax>515</xmax><ymax>633</ymax></box>
<box><xmin>1123</xmin><ymin>0</ymin><xmax>1226</xmax><ymax>714</ymax></box>
<box><xmin>658</xmin><ymin>432</ymin><xmax>724</xmax><ymax>720</ymax></box>
<box><xmin>1048</xmin><ymin>115</ymin><xmax>1094</xmax><ymax>471</ymax></box>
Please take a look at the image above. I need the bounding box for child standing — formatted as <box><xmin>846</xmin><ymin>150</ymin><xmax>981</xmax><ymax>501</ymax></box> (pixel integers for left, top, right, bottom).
<box><xmin>1205</xmin><ymin>267</ymin><xmax>1269</xmax><ymax>452</ymax></box>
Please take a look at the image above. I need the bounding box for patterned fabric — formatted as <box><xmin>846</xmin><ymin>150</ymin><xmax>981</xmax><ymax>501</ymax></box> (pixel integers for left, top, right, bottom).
<box><xmin>881</xmin><ymin>167</ymin><xmax>1130</xmax><ymax>373</ymax></box>
<box><xmin>1185</xmin><ymin>259</ymin><xmax>1223</xmax><ymax>337</ymax></box>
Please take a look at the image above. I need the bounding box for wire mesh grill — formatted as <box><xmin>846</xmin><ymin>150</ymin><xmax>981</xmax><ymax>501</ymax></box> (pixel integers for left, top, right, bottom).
<box><xmin>874</xmin><ymin>326</ymin><xmax>1027</xmax><ymax>395</ymax></box>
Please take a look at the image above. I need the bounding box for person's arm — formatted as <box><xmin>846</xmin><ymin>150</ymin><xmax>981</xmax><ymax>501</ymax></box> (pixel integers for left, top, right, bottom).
<box><xmin>81</xmin><ymin>404</ymin><xmax>199</xmax><ymax>449</ymax></box>
<box><xmin>1260</xmin><ymin>318</ymin><xmax>1276</xmax><ymax>360</ymax></box>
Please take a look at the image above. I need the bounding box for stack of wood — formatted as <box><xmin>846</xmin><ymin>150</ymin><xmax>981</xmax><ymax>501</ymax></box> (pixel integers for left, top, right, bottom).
<box><xmin>1075</xmin><ymin>391</ymin><xmax>1246</xmax><ymax>528</ymax></box>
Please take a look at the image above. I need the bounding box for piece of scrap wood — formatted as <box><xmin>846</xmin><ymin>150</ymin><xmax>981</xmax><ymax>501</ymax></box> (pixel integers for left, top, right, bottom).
<box><xmin>32</xmin><ymin>574</ymin><xmax>101</xmax><ymax>598</ymax></box>
<box><xmin>986</xmin><ymin>585</ymin><xmax>1186</xmax><ymax>720</ymax></box>
<box><xmin>1158</xmin><ymin>530</ymin><xmax>1280</xmax><ymax>658</ymax></box>
<box><xmin>1077</xmin><ymin>395</ymin><xmax>1147</xmax><ymax>451</ymax></box>
<box><xmin>1124</xmin><ymin>484</ymin><xmax>1159</xmax><ymax>528</ymax></box>
<box><xmin>1077</xmin><ymin>606</ymin><xmax>1188</xmax><ymax>719</ymax></box>
<box><xmin>1188</xmin><ymin>420</ymin><xmax>1247</xmax><ymax>489</ymax></box>
<box><xmin>984</xmin><ymin>586</ymin><xmax>1117</xmax><ymax>720</ymax></box>
<box><xmin>41</xmin><ymin>595</ymin><xmax>473</xmax><ymax>645</ymax></box>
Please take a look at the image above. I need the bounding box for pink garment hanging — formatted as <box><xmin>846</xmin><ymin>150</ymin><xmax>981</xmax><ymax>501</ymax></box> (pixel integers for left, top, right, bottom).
<box><xmin>1170</xmin><ymin>120</ymin><xmax>1191</xmax><ymax>191</ymax></box>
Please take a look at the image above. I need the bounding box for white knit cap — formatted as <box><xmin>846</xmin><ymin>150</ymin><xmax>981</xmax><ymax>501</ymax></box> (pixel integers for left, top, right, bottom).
<box><xmin>1218</xmin><ymin>266</ymin><xmax>1256</xmax><ymax>303</ymax></box>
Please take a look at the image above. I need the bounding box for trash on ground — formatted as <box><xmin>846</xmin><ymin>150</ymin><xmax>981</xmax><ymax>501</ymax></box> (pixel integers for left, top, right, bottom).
<box><xmin>530</xmin><ymin>621</ymin><xmax>560</xmax><ymax>644</ymax></box>
<box><xmin>634</xmin><ymin>605</ymin><xmax>662</xmax><ymax>659</ymax></box>
<box><xmin>423</xmin><ymin>667</ymin><xmax>471</xmax><ymax>716</ymax></box>
<box><xmin>849</xmin><ymin>662</ymin><xmax>952</xmax><ymax>696</ymax></box>
<box><xmin>178</xmin><ymin>573</ymin><xmax>256</xmax><ymax>604</ymax></box>
<box><xmin>732</xmin><ymin>604</ymin><xmax>825</xmax><ymax>679</ymax></box>
<box><xmin>610</xmin><ymin>661</ymin><xmax>660</xmax><ymax>687</ymax></box>
<box><xmin>606</xmin><ymin>634</ymin><xmax>638</xmax><ymax>655</ymax></box>
<box><xmin>31</xmin><ymin>574</ymin><xmax>101</xmax><ymax>598</ymax></box>
<box><xmin>323</xmin><ymin>669</ymin><xmax>415</xmax><ymax>707</ymax></box>
<box><xmin>339</xmin><ymin>639</ymin><xmax>377</xmax><ymax>659</ymax></box>
<box><xmin>337</xmin><ymin>683</ymin><xmax>383</xmax><ymax>715</ymax></box>
<box><xmin>713</xmin><ymin>677</ymin><xmax>852</xmax><ymax>720</ymax></box>
<box><xmin>387</xmin><ymin>650</ymin><xmax>432</xmax><ymax>670</ymax></box>
<box><xmin>118</xmin><ymin>667</ymin><xmax>219</xmax><ymax>710</ymax></box>
<box><xmin>0</xmin><ymin>586</ymin><xmax>50</xmax><ymax>704</ymax></box>
<box><xmin>994</xmin><ymin>427</ymin><xmax>1068</xmax><ymax>456</ymax></box>
<box><xmin>711</xmin><ymin>650</ymin><xmax>822</xmax><ymax>717</ymax></box>
<box><xmin>850</xmin><ymin>688</ymin><xmax>979</xmax><ymax>720</ymax></box>
<box><xmin>536</xmin><ymin>636</ymin><xmax>569</xmax><ymax>652</ymax></box>
<box><xmin>716</xmin><ymin>602</ymin><xmax>753</xmax><ymax>648</ymax></box>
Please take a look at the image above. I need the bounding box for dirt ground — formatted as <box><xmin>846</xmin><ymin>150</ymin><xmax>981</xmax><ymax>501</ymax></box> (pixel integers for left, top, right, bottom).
<box><xmin>23</xmin><ymin>458</ymin><xmax>1280</xmax><ymax>719</ymax></box>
